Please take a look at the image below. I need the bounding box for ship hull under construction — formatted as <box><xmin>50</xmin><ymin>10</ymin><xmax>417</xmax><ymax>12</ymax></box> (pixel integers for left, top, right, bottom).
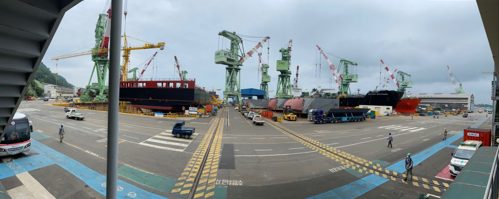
<box><xmin>120</xmin><ymin>80</ymin><xmax>211</xmax><ymax>112</ymax></box>
<box><xmin>395</xmin><ymin>98</ymin><xmax>421</xmax><ymax>114</ymax></box>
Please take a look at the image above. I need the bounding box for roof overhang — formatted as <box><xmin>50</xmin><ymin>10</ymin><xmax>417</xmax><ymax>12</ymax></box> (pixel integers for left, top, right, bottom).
<box><xmin>477</xmin><ymin>0</ymin><xmax>499</xmax><ymax>72</ymax></box>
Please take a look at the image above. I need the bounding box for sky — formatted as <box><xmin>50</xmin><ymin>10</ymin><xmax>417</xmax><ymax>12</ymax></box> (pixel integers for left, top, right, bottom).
<box><xmin>43</xmin><ymin>0</ymin><xmax>494</xmax><ymax>104</ymax></box>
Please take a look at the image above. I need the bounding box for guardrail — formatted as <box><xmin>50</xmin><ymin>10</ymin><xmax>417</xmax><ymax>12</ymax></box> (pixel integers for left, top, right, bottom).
<box><xmin>484</xmin><ymin>147</ymin><xmax>499</xmax><ymax>199</ymax></box>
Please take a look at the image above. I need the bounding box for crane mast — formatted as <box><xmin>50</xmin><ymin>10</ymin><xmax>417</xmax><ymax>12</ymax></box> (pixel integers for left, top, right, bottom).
<box><xmin>258</xmin><ymin>52</ymin><xmax>270</xmax><ymax>99</ymax></box>
<box><xmin>275</xmin><ymin>40</ymin><xmax>293</xmax><ymax>99</ymax></box>
<box><xmin>338</xmin><ymin>59</ymin><xmax>358</xmax><ymax>95</ymax></box>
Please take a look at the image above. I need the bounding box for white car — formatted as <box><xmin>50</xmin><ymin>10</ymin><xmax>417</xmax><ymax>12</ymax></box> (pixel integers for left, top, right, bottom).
<box><xmin>252</xmin><ymin>115</ymin><xmax>264</xmax><ymax>126</ymax></box>
<box><xmin>449</xmin><ymin>140</ymin><xmax>482</xmax><ymax>176</ymax></box>
<box><xmin>247</xmin><ymin>112</ymin><xmax>255</xmax><ymax>120</ymax></box>
<box><xmin>66</xmin><ymin>108</ymin><xmax>85</xmax><ymax>120</ymax></box>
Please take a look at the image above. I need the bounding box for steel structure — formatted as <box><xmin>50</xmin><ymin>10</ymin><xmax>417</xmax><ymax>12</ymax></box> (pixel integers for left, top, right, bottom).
<box><xmin>174</xmin><ymin>56</ymin><xmax>188</xmax><ymax>81</ymax></box>
<box><xmin>396</xmin><ymin>71</ymin><xmax>412</xmax><ymax>93</ymax></box>
<box><xmin>215</xmin><ymin>30</ymin><xmax>269</xmax><ymax>103</ymax></box>
<box><xmin>121</xmin><ymin>35</ymin><xmax>165</xmax><ymax>81</ymax></box>
<box><xmin>446</xmin><ymin>65</ymin><xmax>465</xmax><ymax>94</ymax></box>
<box><xmin>128</xmin><ymin>67</ymin><xmax>139</xmax><ymax>80</ymax></box>
<box><xmin>338</xmin><ymin>59</ymin><xmax>358</xmax><ymax>95</ymax></box>
<box><xmin>316</xmin><ymin>45</ymin><xmax>340</xmax><ymax>89</ymax></box>
<box><xmin>258</xmin><ymin>52</ymin><xmax>270</xmax><ymax>99</ymax></box>
<box><xmin>276</xmin><ymin>40</ymin><xmax>293</xmax><ymax>99</ymax></box>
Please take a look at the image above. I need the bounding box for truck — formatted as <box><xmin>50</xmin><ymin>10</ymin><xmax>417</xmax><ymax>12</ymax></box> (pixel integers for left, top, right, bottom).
<box><xmin>66</xmin><ymin>108</ymin><xmax>85</xmax><ymax>120</ymax></box>
<box><xmin>172</xmin><ymin>121</ymin><xmax>195</xmax><ymax>139</ymax></box>
<box><xmin>311</xmin><ymin>108</ymin><xmax>368</xmax><ymax>124</ymax></box>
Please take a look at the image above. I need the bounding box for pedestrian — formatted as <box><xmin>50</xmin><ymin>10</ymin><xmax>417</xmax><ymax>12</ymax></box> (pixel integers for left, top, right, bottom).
<box><xmin>411</xmin><ymin>114</ymin><xmax>414</xmax><ymax>120</ymax></box>
<box><xmin>404</xmin><ymin>153</ymin><xmax>413</xmax><ymax>181</ymax></box>
<box><xmin>58</xmin><ymin>124</ymin><xmax>65</xmax><ymax>143</ymax></box>
<box><xmin>443</xmin><ymin>128</ymin><xmax>448</xmax><ymax>141</ymax></box>
<box><xmin>387</xmin><ymin>133</ymin><xmax>393</xmax><ymax>148</ymax></box>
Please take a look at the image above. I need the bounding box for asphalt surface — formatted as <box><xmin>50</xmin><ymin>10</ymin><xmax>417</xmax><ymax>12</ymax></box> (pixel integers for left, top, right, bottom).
<box><xmin>0</xmin><ymin>100</ymin><xmax>490</xmax><ymax>199</ymax></box>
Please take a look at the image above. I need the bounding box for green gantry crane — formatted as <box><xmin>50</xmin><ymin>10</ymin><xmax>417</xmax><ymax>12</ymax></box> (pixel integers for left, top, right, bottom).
<box><xmin>258</xmin><ymin>52</ymin><xmax>270</xmax><ymax>99</ymax></box>
<box><xmin>81</xmin><ymin>9</ymin><xmax>112</xmax><ymax>102</ymax></box>
<box><xmin>215</xmin><ymin>30</ymin><xmax>269</xmax><ymax>104</ymax></box>
<box><xmin>276</xmin><ymin>40</ymin><xmax>293</xmax><ymax>99</ymax></box>
<box><xmin>128</xmin><ymin>67</ymin><xmax>139</xmax><ymax>80</ymax></box>
<box><xmin>338</xmin><ymin>59</ymin><xmax>358</xmax><ymax>95</ymax></box>
<box><xmin>396</xmin><ymin>71</ymin><xmax>412</xmax><ymax>93</ymax></box>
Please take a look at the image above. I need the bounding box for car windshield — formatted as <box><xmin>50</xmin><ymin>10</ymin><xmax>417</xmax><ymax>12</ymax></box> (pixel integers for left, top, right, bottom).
<box><xmin>454</xmin><ymin>148</ymin><xmax>475</xmax><ymax>160</ymax></box>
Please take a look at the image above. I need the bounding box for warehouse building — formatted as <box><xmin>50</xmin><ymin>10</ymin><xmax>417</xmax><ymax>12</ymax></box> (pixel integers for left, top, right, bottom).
<box><xmin>414</xmin><ymin>93</ymin><xmax>474</xmax><ymax>111</ymax></box>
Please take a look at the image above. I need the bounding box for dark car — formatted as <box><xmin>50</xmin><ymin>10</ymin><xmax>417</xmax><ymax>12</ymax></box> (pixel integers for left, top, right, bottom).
<box><xmin>172</xmin><ymin>121</ymin><xmax>195</xmax><ymax>139</ymax></box>
<box><xmin>463</xmin><ymin>113</ymin><xmax>468</xmax><ymax>118</ymax></box>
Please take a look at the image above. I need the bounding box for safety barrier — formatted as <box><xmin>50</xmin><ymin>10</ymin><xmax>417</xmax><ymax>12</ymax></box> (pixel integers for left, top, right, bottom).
<box><xmin>484</xmin><ymin>147</ymin><xmax>499</xmax><ymax>199</ymax></box>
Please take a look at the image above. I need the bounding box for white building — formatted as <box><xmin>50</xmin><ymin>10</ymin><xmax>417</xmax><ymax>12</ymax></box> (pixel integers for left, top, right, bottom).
<box><xmin>43</xmin><ymin>84</ymin><xmax>74</xmax><ymax>99</ymax></box>
<box><xmin>413</xmin><ymin>93</ymin><xmax>474</xmax><ymax>111</ymax></box>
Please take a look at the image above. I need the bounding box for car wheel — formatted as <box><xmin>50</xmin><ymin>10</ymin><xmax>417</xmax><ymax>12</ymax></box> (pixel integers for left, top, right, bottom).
<box><xmin>66</xmin><ymin>116</ymin><xmax>69</xmax><ymax>119</ymax></box>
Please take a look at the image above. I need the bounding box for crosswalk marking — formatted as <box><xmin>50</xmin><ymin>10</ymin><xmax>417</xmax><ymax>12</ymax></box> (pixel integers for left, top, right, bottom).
<box><xmin>147</xmin><ymin>138</ymin><xmax>189</xmax><ymax>147</ymax></box>
<box><xmin>378</xmin><ymin>125</ymin><xmax>426</xmax><ymax>132</ymax></box>
<box><xmin>139</xmin><ymin>131</ymin><xmax>199</xmax><ymax>152</ymax></box>
<box><xmin>16</xmin><ymin>172</ymin><xmax>55</xmax><ymax>199</ymax></box>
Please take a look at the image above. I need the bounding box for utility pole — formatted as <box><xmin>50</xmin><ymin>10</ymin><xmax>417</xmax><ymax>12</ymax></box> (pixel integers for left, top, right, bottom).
<box><xmin>106</xmin><ymin>0</ymin><xmax>122</xmax><ymax>198</ymax></box>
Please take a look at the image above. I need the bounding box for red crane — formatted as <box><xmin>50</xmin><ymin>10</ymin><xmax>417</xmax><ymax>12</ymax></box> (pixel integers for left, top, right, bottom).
<box><xmin>137</xmin><ymin>51</ymin><xmax>159</xmax><ymax>80</ymax></box>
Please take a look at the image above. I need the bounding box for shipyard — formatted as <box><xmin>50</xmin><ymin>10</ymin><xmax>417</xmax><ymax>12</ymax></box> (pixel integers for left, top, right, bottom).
<box><xmin>0</xmin><ymin>1</ymin><xmax>498</xmax><ymax>199</ymax></box>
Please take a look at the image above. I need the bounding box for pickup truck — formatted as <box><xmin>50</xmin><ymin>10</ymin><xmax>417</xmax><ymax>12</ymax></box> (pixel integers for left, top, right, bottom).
<box><xmin>172</xmin><ymin>121</ymin><xmax>195</xmax><ymax>139</ymax></box>
<box><xmin>252</xmin><ymin>115</ymin><xmax>264</xmax><ymax>126</ymax></box>
<box><xmin>66</xmin><ymin>108</ymin><xmax>85</xmax><ymax>120</ymax></box>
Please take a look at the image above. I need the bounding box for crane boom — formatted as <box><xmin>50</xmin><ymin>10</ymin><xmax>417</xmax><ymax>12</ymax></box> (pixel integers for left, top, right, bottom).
<box><xmin>121</xmin><ymin>40</ymin><xmax>165</xmax><ymax>81</ymax></box>
<box><xmin>316</xmin><ymin>45</ymin><xmax>339</xmax><ymax>87</ymax></box>
<box><xmin>446</xmin><ymin>65</ymin><xmax>464</xmax><ymax>94</ymax></box>
<box><xmin>137</xmin><ymin>51</ymin><xmax>159</xmax><ymax>80</ymax></box>
<box><xmin>239</xmin><ymin>36</ymin><xmax>270</xmax><ymax>63</ymax></box>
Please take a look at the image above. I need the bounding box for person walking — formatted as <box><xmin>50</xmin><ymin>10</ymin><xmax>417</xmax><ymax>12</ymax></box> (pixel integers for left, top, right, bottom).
<box><xmin>443</xmin><ymin>128</ymin><xmax>448</xmax><ymax>141</ymax></box>
<box><xmin>387</xmin><ymin>133</ymin><xmax>393</xmax><ymax>148</ymax></box>
<box><xmin>59</xmin><ymin>124</ymin><xmax>65</xmax><ymax>143</ymax></box>
<box><xmin>404</xmin><ymin>153</ymin><xmax>413</xmax><ymax>181</ymax></box>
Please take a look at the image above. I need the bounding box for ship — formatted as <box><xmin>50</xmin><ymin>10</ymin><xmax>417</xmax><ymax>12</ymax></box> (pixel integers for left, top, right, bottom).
<box><xmin>119</xmin><ymin>79</ymin><xmax>212</xmax><ymax>112</ymax></box>
<box><xmin>339</xmin><ymin>90</ymin><xmax>404</xmax><ymax>108</ymax></box>
<box><xmin>395</xmin><ymin>97</ymin><xmax>421</xmax><ymax>114</ymax></box>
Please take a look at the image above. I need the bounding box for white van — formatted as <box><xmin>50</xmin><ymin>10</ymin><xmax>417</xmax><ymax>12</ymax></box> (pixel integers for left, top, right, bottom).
<box><xmin>449</xmin><ymin>140</ymin><xmax>482</xmax><ymax>176</ymax></box>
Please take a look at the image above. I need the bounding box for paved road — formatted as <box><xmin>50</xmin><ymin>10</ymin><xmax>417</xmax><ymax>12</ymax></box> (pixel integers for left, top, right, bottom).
<box><xmin>0</xmin><ymin>100</ymin><xmax>489</xmax><ymax>198</ymax></box>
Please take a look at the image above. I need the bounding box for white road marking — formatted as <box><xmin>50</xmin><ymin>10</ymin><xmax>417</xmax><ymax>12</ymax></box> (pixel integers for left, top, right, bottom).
<box><xmin>336</xmin><ymin>130</ymin><xmax>426</xmax><ymax>149</ymax></box>
<box><xmin>399</xmin><ymin>127</ymin><xmax>419</xmax><ymax>131</ymax></box>
<box><xmin>235</xmin><ymin>151</ymin><xmax>314</xmax><ymax>157</ymax></box>
<box><xmin>360</xmin><ymin>137</ymin><xmax>371</xmax><ymax>140</ymax></box>
<box><xmin>254</xmin><ymin>149</ymin><xmax>273</xmax><ymax>152</ymax></box>
<box><xmin>289</xmin><ymin>147</ymin><xmax>305</xmax><ymax>150</ymax></box>
<box><xmin>327</xmin><ymin>143</ymin><xmax>339</xmax><ymax>146</ymax></box>
<box><xmin>409</xmin><ymin>128</ymin><xmax>426</xmax><ymax>132</ymax></box>
<box><xmin>16</xmin><ymin>172</ymin><xmax>55</xmax><ymax>199</ymax></box>
<box><xmin>422</xmin><ymin>138</ymin><xmax>430</xmax><ymax>142</ymax></box>
<box><xmin>251</xmin><ymin>138</ymin><xmax>265</xmax><ymax>140</ymax></box>
<box><xmin>234</xmin><ymin>149</ymin><xmax>240</xmax><ymax>152</ymax></box>
<box><xmin>146</xmin><ymin>138</ymin><xmax>189</xmax><ymax>147</ymax></box>
<box><xmin>138</xmin><ymin>143</ymin><xmax>184</xmax><ymax>152</ymax></box>
<box><xmin>216</xmin><ymin>179</ymin><xmax>243</xmax><ymax>186</ymax></box>
<box><xmin>122</xmin><ymin>134</ymin><xmax>140</xmax><ymax>140</ymax></box>
<box><xmin>7</xmin><ymin>185</ymin><xmax>36</xmax><ymax>199</ymax></box>
<box><xmin>270</xmin><ymin>137</ymin><xmax>288</xmax><ymax>139</ymax></box>
<box><xmin>329</xmin><ymin>165</ymin><xmax>347</xmax><ymax>174</ymax></box>
<box><xmin>154</xmin><ymin>135</ymin><xmax>192</xmax><ymax>143</ymax></box>
<box><xmin>376</xmin><ymin>135</ymin><xmax>384</xmax><ymax>137</ymax></box>
<box><xmin>391</xmin><ymin>148</ymin><xmax>402</xmax><ymax>152</ymax></box>
<box><xmin>96</xmin><ymin>138</ymin><xmax>107</xmax><ymax>143</ymax></box>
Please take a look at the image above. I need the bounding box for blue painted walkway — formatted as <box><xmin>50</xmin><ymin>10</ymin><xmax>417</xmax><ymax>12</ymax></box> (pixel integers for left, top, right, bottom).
<box><xmin>309</xmin><ymin>133</ymin><xmax>463</xmax><ymax>199</ymax></box>
<box><xmin>0</xmin><ymin>139</ymin><xmax>167</xmax><ymax>199</ymax></box>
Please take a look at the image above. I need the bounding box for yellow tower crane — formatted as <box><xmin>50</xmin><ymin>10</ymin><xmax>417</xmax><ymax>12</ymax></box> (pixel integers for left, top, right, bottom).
<box><xmin>121</xmin><ymin>34</ymin><xmax>165</xmax><ymax>81</ymax></box>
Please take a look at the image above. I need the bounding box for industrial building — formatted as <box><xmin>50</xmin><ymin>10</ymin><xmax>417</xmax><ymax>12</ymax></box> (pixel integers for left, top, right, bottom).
<box><xmin>43</xmin><ymin>84</ymin><xmax>76</xmax><ymax>99</ymax></box>
<box><xmin>413</xmin><ymin>93</ymin><xmax>474</xmax><ymax>111</ymax></box>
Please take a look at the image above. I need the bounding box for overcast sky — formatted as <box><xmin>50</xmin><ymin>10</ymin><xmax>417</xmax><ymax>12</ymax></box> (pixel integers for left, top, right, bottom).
<box><xmin>43</xmin><ymin>0</ymin><xmax>494</xmax><ymax>104</ymax></box>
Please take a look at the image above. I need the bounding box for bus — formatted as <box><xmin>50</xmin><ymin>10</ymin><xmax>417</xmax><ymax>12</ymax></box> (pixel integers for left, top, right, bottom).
<box><xmin>0</xmin><ymin>113</ymin><xmax>31</xmax><ymax>156</ymax></box>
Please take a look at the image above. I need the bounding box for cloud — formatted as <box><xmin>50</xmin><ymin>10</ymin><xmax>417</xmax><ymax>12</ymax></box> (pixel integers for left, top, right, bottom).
<box><xmin>42</xmin><ymin>0</ymin><xmax>493</xmax><ymax>104</ymax></box>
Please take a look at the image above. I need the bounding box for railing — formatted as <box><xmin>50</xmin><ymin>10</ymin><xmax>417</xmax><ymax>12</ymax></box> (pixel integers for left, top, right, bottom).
<box><xmin>484</xmin><ymin>146</ymin><xmax>499</xmax><ymax>199</ymax></box>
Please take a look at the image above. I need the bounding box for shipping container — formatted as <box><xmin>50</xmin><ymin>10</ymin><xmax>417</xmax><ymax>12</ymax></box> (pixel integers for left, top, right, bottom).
<box><xmin>463</xmin><ymin>128</ymin><xmax>491</xmax><ymax>146</ymax></box>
